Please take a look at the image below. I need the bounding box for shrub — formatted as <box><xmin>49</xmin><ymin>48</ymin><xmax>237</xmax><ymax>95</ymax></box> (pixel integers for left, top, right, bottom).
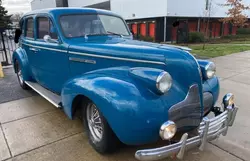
<box><xmin>188</xmin><ymin>32</ymin><xmax>205</xmax><ymax>43</ymax></box>
<box><xmin>221</xmin><ymin>35</ymin><xmax>234</xmax><ymax>39</ymax></box>
<box><xmin>221</xmin><ymin>34</ymin><xmax>250</xmax><ymax>40</ymax></box>
<box><xmin>137</xmin><ymin>34</ymin><xmax>154</xmax><ymax>42</ymax></box>
<box><xmin>237</xmin><ymin>28</ymin><xmax>250</xmax><ymax>35</ymax></box>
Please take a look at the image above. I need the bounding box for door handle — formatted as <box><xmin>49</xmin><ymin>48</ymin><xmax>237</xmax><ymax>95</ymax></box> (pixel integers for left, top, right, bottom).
<box><xmin>29</xmin><ymin>47</ymin><xmax>40</xmax><ymax>52</ymax></box>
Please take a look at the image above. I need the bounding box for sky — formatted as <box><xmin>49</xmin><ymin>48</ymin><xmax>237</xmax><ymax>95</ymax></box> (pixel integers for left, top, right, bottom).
<box><xmin>2</xmin><ymin>0</ymin><xmax>31</xmax><ymax>15</ymax></box>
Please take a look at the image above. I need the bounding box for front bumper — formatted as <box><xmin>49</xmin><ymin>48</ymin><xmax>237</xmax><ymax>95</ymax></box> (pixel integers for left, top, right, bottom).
<box><xmin>135</xmin><ymin>105</ymin><xmax>238</xmax><ymax>161</ymax></box>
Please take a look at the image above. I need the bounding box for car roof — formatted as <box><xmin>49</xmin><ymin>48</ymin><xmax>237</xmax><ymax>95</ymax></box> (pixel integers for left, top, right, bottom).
<box><xmin>23</xmin><ymin>7</ymin><xmax>121</xmax><ymax>18</ymax></box>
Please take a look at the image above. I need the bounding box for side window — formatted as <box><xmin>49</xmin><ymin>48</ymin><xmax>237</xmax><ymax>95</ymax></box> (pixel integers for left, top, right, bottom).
<box><xmin>37</xmin><ymin>17</ymin><xmax>58</xmax><ymax>40</ymax></box>
<box><xmin>25</xmin><ymin>18</ymin><xmax>34</xmax><ymax>38</ymax></box>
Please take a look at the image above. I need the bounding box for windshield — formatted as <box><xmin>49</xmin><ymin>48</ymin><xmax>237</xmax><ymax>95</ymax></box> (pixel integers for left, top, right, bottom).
<box><xmin>60</xmin><ymin>14</ymin><xmax>130</xmax><ymax>38</ymax></box>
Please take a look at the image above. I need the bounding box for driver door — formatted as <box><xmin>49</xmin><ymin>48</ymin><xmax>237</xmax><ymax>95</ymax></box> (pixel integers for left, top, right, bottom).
<box><xmin>31</xmin><ymin>16</ymin><xmax>70</xmax><ymax>94</ymax></box>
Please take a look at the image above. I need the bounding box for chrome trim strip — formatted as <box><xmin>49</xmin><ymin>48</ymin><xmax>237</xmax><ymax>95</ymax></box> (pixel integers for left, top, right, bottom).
<box><xmin>69</xmin><ymin>51</ymin><xmax>165</xmax><ymax>65</ymax></box>
<box><xmin>22</xmin><ymin>42</ymin><xmax>68</xmax><ymax>53</ymax></box>
<box><xmin>69</xmin><ymin>57</ymin><xmax>96</xmax><ymax>64</ymax></box>
<box><xmin>25</xmin><ymin>81</ymin><xmax>61</xmax><ymax>108</ymax></box>
<box><xmin>29</xmin><ymin>47</ymin><xmax>39</xmax><ymax>52</ymax></box>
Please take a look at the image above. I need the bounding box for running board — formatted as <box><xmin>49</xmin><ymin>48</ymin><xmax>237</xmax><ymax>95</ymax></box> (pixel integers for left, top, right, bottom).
<box><xmin>25</xmin><ymin>81</ymin><xmax>62</xmax><ymax>108</ymax></box>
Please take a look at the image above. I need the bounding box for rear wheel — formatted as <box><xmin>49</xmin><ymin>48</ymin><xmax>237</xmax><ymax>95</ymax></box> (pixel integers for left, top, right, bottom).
<box><xmin>16</xmin><ymin>61</ymin><xmax>29</xmax><ymax>90</ymax></box>
<box><xmin>82</xmin><ymin>101</ymin><xmax>120</xmax><ymax>154</ymax></box>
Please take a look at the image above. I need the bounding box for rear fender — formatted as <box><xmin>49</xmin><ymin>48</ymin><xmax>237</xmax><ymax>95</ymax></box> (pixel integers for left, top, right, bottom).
<box><xmin>12</xmin><ymin>47</ymin><xmax>32</xmax><ymax>81</ymax></box>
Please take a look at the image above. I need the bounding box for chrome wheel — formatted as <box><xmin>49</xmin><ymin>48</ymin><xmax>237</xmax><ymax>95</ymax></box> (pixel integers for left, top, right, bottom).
<box><xmin>17</xmin><ymin>69</ymin><xmax>24</xmax><ymax>85</ymax></box>
<box><xmin>15</xmin><ymin>61</ymin><xmax>28</xmax><ymax>90</ymax></box>
<box><xmin>86</xmin><ymin>103</ymin><xmax>104</xmax><ymax>142</ymax></box>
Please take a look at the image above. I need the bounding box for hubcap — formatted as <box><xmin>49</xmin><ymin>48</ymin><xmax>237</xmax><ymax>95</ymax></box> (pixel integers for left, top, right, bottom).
<box><xmin>17</xmin><ymin>67</ymin><xmax>24</xmax><ymax>85</ymax></box>
<box><xmin>86</xmin><ymin>103</ymin><xmax>103</xmax><ymax>142</ymax></box>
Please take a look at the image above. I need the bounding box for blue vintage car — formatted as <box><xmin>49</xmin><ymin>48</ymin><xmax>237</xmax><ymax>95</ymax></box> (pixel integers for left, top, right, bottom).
<box><xmin>12</xmin><ymin>8</ymin><xmax>238</xmax><ymax>160</ymax></box>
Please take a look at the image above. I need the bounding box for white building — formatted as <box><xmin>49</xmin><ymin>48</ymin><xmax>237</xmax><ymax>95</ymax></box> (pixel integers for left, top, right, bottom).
<box><xmin>31</xmin><ymin>0</ymin><xmax>250</xmax><ymax>42</ymax></box>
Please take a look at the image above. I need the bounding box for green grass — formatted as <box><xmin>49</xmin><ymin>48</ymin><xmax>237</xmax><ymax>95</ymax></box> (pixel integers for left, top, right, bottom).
<box><xmin>189</xmin><ymin>44</ymin><xmax>250</xmax><ymax>58</ymax></box>
<box><xmin>228</xmin><ymin>40</ymin><xmax>250</xmax><ymax>44</ymax></box>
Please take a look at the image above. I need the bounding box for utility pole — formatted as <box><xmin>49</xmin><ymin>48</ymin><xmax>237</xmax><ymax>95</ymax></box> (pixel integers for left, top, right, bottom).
<box><xmin>164</xmin><ymin>17</ymin><xmax>167</xmax><ymax>42</ymax></box>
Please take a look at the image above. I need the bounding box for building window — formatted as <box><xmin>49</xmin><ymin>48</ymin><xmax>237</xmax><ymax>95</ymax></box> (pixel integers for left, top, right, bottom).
<box><xmin>25</xmin><ymin>18</ymin><xmax>34</xmax><ymax>38</ymax></box>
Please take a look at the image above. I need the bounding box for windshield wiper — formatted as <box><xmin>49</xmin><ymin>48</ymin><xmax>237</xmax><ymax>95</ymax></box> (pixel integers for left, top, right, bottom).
<box><xmin>83</xmin><ymin>32</ymin><xmax>123</xmax><ymax>38</ymax></box>
<box><xmin>84</xmin><ymin>33</ymin><xmax>105</xmax><ymax>38</ymax></box>
<box><xmin>106</xmin><ymin>31</ymin><xmax>123</xmax><ymax>37</ymax></box>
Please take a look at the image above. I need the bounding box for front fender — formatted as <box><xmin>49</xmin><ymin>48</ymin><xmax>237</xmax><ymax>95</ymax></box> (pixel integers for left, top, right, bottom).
<box><xmin>198</xmin><ymin>59</ymin><xmax>220</xmax><ymax>104</ymax></box>
<box><xmin>61</xmin><ymin>68</ymin><xmax>166</xmax><ymax>145</ymax></box>
<box><xmin>204</xmin><ymin>76</ymin><xmax>220</xmax><ymax>105</ymax></box>
<box><xmin>12</xmin><ymin>47</ymin><xmax>32</xmax><ymax>81</ymax></box>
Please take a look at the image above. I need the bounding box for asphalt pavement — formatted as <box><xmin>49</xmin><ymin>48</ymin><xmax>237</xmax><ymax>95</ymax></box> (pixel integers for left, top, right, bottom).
<box><xmin>0</xmin><ymin>67</ymin><xmax>36</xmax><ymax>104</ymax></box>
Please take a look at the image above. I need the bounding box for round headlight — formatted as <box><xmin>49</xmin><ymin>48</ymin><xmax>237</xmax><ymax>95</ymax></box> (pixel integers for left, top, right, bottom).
<box><xmin>156</xmin><ymin>71</ymin><xmax>172</xmax><ymax>94</ymax></box>
<box><xmin>159</xmin><ymin>121</ymin><xmax>177</xmax><ymax>140</ymax></box>
<box><xmin>205</xmin><ymin>62</ymin><xmax>216</xmax><ymax>79</ymax></box>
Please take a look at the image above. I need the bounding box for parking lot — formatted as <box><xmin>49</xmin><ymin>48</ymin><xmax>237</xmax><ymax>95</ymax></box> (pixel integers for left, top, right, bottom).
<box><xmin>0</xmin><ymin>51</ymin><xmax>250</xmax><ymax>161</ymax></box>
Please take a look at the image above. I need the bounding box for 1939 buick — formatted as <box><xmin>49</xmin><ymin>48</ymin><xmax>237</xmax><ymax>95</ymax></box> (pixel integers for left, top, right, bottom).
<box><xmin>12</xmin><ymin>8</ymin><xmax>238</xmax><ymax>160</ymax></box>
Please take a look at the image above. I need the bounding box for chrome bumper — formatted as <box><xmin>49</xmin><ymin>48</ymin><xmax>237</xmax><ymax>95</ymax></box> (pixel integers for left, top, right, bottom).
<box><xmin>135</xmin><ymin>106</ymin><xmax>238</xmax><ymax>161</ymax></box>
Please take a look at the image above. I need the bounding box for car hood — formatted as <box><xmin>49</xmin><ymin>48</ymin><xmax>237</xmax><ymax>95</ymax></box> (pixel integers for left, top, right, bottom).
<box><xmin>68</xmin><ymin>37</ymin><xmax>202</xmax><ymax>107</ymax></box>
<box><xmin>68</xmin><ymin>37</ymin><xmax>192</xmax><ymax>63</ymax></box>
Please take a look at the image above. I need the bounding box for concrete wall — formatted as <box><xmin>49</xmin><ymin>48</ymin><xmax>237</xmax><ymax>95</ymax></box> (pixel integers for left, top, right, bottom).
<box><xmin>111</xmin><ymin>0</ymin><xmax>168</xmax><ymax>20</ymax></box>
<box><xmin>167</xmin><ymin>0</ymin><xmax>250</xmax><ymax>18</ymax></box>
<box><xmin>167</xmin><ymin>0</ymin><xmax>205</xmax><ymax>17</ymax></box>
<box><xmin>30</xmin><ymin>0</ymin><xmax>250</xmax><ymax>18</ymax></box>
<box><xmin>68</xmin><ymin>0</ymin><xmax>108</xmax><ymax>7</ymax></box>
<box><xmin>31</xmin><ymin>0</ymin><xmax>56</xmax><ymax>10</ymax></box>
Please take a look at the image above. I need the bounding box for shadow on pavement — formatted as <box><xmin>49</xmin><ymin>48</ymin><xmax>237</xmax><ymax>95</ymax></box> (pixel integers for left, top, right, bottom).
<box><xmin>0</xmin><ymin>67</ymin><xmax>37</xmax><ymax>104</ymax></box>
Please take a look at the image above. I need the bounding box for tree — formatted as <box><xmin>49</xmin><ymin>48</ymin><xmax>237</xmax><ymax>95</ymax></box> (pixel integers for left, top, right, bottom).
<box><xmin>221</xmin><ymin>0</ymin><xmax>250</xmax><ymax>27</ymax></box>
<box><xmin>11</xmin><ymin>12</ymin><xmax>23</xmax><ymax>22</ymax></box>
<box><xmin>202</xmin><ymin>0</ymin><xmax>213</xmax><ymax>50</ymax></box>
<box><xmin>0</xmin><ymin>0</ymin><xmax>12</xmax><ymax>28</ymax></box>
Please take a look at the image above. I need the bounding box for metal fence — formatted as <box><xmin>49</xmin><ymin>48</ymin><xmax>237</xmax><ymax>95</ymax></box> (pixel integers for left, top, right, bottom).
<box><xmin>0</xmin><ymin>28</ymin><xmax>19</xmax><ymax>66</ymax></box>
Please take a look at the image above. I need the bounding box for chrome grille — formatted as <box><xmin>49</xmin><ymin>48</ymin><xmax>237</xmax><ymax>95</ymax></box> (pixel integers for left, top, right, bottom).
<box><xmin>168</xmin><ymin>84</ymin><xmax>202</xmax><ymax>129</ymax></box>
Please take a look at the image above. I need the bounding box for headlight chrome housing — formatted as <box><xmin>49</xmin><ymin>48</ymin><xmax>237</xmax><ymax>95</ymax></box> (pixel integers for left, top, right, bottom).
<box><xmin>205</xmin><ymin>62</ymin><xmax>216</xmax><ymax>79</ymax></box>
<box><xmin>159</xmin><ymin>121</ymin><xmax>177</xmax><ymax>140</ymax></box>
<box><xmin>156</xmin><ymin>71</ymin><xmax>172</xmax><ymax>94</ymax></box>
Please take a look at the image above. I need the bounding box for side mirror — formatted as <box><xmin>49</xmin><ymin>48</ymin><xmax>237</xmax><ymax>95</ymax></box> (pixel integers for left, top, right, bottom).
<box><xmin>43</xmin><ymin>35</ymin><xmax>58</xmax><ymax>43</ymax></box>
<box><xmin>14</xmin><ymin>28</ymin><xmax>22</xmax><ymax>43</ymax></box>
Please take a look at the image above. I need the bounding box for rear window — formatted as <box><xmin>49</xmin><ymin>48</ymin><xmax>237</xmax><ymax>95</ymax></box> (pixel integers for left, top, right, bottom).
<box><xmin>25</xmin><ymin>18</ymin><xmax>34</xmax><ymax>38</ymax></box>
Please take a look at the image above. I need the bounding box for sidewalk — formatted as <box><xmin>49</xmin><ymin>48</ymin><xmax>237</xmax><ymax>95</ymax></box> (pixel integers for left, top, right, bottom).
<box><xmin>0</xmin><ymin>96</ymin><xmax>241</xmax><ymax>161</ymax></box>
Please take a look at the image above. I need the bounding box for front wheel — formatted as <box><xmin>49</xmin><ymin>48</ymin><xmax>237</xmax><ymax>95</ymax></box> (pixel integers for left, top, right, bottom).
<box><xmin>82</xmin><ymin>102</ymin><xmax>120</xmax><ymax>154</ymax></box>
<box><xmin>15</xmin><ymin>61</ymin><xmax>29</xmax><ymax>90</ymax></box>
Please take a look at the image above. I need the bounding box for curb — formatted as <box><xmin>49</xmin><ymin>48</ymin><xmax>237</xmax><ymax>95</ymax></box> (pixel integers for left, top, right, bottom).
<box><xmin>2</xmin><ymin>65</ymin><xmax>13</xmax><ymax>69</ymax></box>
